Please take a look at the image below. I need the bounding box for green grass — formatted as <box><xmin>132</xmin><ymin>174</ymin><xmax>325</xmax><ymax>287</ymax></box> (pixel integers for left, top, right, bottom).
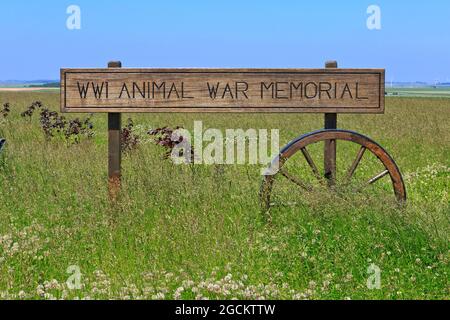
<box><xmin>0</xmin><ymin>92</ymin><xmax>449</xmax><ymax>300</ymax></box>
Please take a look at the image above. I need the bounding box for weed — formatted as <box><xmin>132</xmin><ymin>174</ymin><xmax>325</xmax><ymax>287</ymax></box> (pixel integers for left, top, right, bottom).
<box><xmin>1</xmin><ymin>103</ymin><xmax>10</xmax><ymax>118</ymax></box>
<box><xmin>148</xmin><ymin>126</ymin><xmax>194</xmax><ymax>161</ymax></box>
<box><xmin>121</xmin><ymin>118</ymin><xmax>140</xmax><ymax>153</ymax></box>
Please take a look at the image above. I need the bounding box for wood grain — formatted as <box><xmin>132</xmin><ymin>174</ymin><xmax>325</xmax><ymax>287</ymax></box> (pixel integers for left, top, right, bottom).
<box><xmin>60</xmin><ymin>68</ymin><xmax>385</xmax><ymax>113</ymax></box>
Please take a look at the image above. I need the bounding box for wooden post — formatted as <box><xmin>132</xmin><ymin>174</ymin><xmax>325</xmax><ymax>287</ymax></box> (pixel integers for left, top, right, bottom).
<box><xmin>324</xmin><ymin>60</ymin><xmax>337</xmax><ymax>186</ymax></box>
<box><xmin>107</xmin><ymin>61</ymin><xmax>122</xmax><ymax>200</ymax></box>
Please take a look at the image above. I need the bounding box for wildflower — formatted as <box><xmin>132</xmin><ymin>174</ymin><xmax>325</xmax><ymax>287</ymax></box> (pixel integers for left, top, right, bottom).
<box><xmin>322</xmin><ymin>280</ymin><xmax>331</xmax><ymax>291</ymax></box>
<box><xmin>152</xmin><ymin>292</ymin><xmax>165</xmax><ymax>300</ymax></box>
<box><xmin>164</xmin><ymin>272</ymin><xmax>174</xmax><ymax>280</ymax></box>
<box><xmin>36</xmin><ymin>285</ymin><xmax>45</xmax><ymax>296</ymax></box>
<box><xmin>293</xmin><ymin>292</ymin><xmax>308</xmax><ymax>300</ymax></box>
<box><xmin>344</xmin><ymin>273</ymin><xmax>353</xmax><ymax>282</ymax></box>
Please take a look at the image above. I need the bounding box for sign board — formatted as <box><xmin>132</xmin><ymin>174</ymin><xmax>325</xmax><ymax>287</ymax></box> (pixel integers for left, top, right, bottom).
<box><xmin>60</xmin><ymin>68</ymin><xmax>384</xmax><ymax>113</ymax></box>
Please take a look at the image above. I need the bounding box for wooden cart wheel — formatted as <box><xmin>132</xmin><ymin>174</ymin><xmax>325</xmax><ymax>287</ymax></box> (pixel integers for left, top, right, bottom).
<box><xmin>260</xmin><ymin>129</ymin><xmax>406</xmax><ymax>211</ymax></box>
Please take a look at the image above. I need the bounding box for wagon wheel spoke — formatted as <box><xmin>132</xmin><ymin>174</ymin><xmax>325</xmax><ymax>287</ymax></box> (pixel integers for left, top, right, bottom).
<box><xmin>354</xmin><ymin>169</ymin><xmax>390</xmax><ymax>193</ymax></box>
<box><xmin>345</xmin><ymin>146</ymin><xmax>366</xmax><ymax>182</ymax></box>
<box><xmin>279</xmin><ymin>168</ymin><xmax>313</xmax><ymax>191</ymax></box>
<box><xmin>367</xmin><ymin>169</ymin><xmax>389</xmax><ymax>184</ymax></box>
<box><xmin>300</xmin><ymin>147</ymin><xmax>323</xmax><ymax>182</ymax></box>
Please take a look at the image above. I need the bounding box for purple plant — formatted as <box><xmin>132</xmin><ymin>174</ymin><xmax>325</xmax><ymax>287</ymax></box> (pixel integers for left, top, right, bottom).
<box><xmin>40</xmin><ymin>108</ymin><xmax>61</xmax><ymax>139</ymax></box>
<box><xmin>1</xmin><ymin>103</ymin><xmax>10</xmax><ymax>118</ymax></box>
<box><xmin>39</xmin><ymin>106</ymin><xmax>93</xmax><ymax>143</ymax></box>
<box><xmin>148</xmin><ymin>126</ymin><xmax>194</xmax><ymax>161</ymax></box>
<box><xmin>21</xmin><ymin>101</ymin><xmax>42</xmax><ymax>118</ymax></box>
<box><xmin>121</xmin><ymin>118</ymin><xmax>139</xmax><ymax>153</ymax></box>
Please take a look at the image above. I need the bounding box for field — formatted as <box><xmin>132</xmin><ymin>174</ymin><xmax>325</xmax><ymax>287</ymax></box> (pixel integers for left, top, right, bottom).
<box><xmin>0</xmin><ymin>91</ymin><xmax>448</xmax><ymax>300</ymax></box>
<box><xmin>386</xmin><ymin>86</ymin><xmax>450</xmax><ymax>98</ymax></box>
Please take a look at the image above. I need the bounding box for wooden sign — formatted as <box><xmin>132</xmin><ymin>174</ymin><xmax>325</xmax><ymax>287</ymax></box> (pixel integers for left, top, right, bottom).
<box><xmin>61</xmin><ymin>68</ymin><xmax>384</xmax><ymax>113</ymax></box>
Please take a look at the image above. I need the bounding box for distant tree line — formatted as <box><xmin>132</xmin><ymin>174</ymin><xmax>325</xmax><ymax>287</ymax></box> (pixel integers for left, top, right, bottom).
<box><xmin>28</xmin><ymin>82</ymin><xmax>60</xmax><ymax>88</ymax></box>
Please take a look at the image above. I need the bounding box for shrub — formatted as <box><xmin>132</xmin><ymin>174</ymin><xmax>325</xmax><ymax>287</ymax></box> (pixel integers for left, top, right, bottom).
<box><xmin>37</xmin><ymin>104</ymin><xmax>94</xmax><ymax>143</ymax></box>
<box><xmin>148</xmin><ymin>126</ymin><xmax>193</xmax><ymax>161</ymax></box>
<box><xmin>1</xmin><ymin>103</ymin><xmax>10</xmax><ymax>118</ymax></box>
<box><xmin>120</xmin><ymin>118</ymin><xmax>139</xmax><ymax>153</ymax></box>
<box><xmin>21</xmin><ymin>101</ymin><xmax>42</xmax><ymax>118</ymax></box>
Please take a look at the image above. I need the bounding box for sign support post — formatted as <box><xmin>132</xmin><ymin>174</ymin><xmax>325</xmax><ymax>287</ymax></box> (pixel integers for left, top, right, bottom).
<box><xmin>324</xmin><ymin>60</ymin><xmax>338</xmax><ymax>186</ymax></box>
<box><xmin>107</xmin><ymin>61</ymin><xmax>122</xmax><ymax>200</ymax></box>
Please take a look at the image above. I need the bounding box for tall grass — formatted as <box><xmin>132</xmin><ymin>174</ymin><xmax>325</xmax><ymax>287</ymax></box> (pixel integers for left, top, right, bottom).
<box><xmin>0</xmin><ymin>92</ymin><xmax>448</xmax><ymax>299</ymax></box>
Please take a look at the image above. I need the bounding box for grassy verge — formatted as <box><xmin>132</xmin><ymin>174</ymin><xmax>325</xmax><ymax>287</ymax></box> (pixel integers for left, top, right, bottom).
<box><xmin>0</xmin><ymin>92</ymin><xmax>448</xmax><ymax>299</ymax></box>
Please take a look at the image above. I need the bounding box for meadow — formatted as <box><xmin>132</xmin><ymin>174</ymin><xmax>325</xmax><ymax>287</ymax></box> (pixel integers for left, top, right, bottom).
<box><xmin>0</xmin><ymin>91</ymin><xmax>448</xmax><ymax>300</ymax></box>
<box><xmin>386</xmin><ymin>86</ymin><xmax>450</xmax><ymax>98</ymax></box>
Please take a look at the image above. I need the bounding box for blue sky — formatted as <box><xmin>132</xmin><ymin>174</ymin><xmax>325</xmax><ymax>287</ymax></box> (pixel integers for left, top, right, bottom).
<box><xmin>1</xmin><ymin>1</ymin><xmax>449</xmax><ymax>82</ymax></box>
